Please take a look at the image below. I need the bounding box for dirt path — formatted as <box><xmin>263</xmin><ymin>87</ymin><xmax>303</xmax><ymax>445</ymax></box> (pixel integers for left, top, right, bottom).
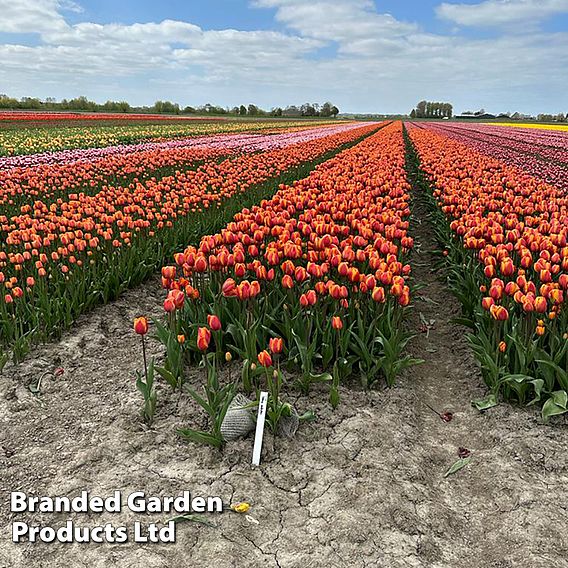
<box><xmin>401</xmin><ymin>189</ymin><xmax>568</xmax><ymax>567</ymax></box>
<box><xmin>1</xmin><ymin>193</ymin><xmax>567</xmax><ymax>567</ymax></box>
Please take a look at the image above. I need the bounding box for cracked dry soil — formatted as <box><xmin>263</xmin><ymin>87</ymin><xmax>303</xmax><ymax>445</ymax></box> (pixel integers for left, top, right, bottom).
<box><xmin>1</xmin><ymin>195</ymin><xmax>567</xmax><ymax>568</ymax></box>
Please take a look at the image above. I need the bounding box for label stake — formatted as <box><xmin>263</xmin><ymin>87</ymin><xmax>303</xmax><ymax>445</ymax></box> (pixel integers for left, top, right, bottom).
<box><xmin>252</xmin><ymin>392</ymin><xmax>268</xmax><ymax>466</ymax></box>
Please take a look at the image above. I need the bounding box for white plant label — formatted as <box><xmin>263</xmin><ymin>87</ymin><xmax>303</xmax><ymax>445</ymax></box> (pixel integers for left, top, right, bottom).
<box><xmin>252</xmin><ymin>391</ymin><xmax>268</xmax><ymax>466</ymax></box>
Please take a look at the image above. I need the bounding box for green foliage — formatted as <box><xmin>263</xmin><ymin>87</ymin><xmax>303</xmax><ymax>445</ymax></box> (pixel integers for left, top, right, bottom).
<box><xmin>136</xmin><ymin>358</ymin><xmax>157</xmax><ymax>426</ymax></box>
<box><xmin>178</xmin><ymin>355</ymin><xmax>236</xmax><ymax>449</ymax></box>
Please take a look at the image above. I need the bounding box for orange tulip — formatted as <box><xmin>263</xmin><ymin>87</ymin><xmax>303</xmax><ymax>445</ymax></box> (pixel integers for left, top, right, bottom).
<box><xmin>197</xmin><ymin>327</ymin><xmax>211</xmax><ymax>351</ymax></box>
<box><xmin>269</xmin><ymin>337</ymin><xmax>284</xmax><ymax>354</ymax></box>
<box><xmin>134</xmin><ymin>316</ymin><xmax>149</xmax><ymax>335</ymax></box>
<box><xmin>257</xmin><ymin>350</ymin><xmax>272</xmax><ymax>368</ymax></box>
<box><xmin>207</xmin><ymin>314</ymin><xmax>222</xmax><ymax>331</ymax></box>
<box><xmin>331</xmin><ymin>316</ymin><xmax>343</xmax><ymax>330</ymax></box>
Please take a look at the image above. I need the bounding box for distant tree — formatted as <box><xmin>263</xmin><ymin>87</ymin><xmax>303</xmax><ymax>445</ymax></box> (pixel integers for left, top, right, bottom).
<box><xmin>270</xmin><ymin>107</ymin><xmax>283</xmax><ymax>117</ymax></box>
<box><xmin>300</xmin><ymin>103</ymin><xmax>316</xmax><ymax>116</ymax></box>
<box><xmin>247</xmin><ymin>104</ymin><xmax>259</xmax><ymax>116</ymax></box>
<box><xmin>282</xmin><ymin>105</ymin><xmax>300</xmax><ymax>116</ymax></box>
<box><xmin>416</xmin><ymin>100</ymin><xmax>427</xmax><ymax>118</ymax></box>
<box><xmin>320</xmin><ymin>102</ymin><xmax>333</xmax><ymax>117</ymax></box>
<box><xmin>20</xmin><ymin>96</ymin><xmax>42</xmax><ymax>109</ymax></box>
<box><xmin>152</xmin><ymin>100</ymin><xmax>180</xmax><ymax>114</ymax></box>
<box><xmin>239</xmin><ymin>105</ymin><xmax>247</xmax><ymax>116</ymax></box>
<box><xmin>330</xmin><ymin>105</ymin><xmax>339</xmax><ymax>117</ymax></box>
<box><xmin>410</xmin><ymin>109</ymin><xmax>416</xmax><ymax>118</ymax></box>
<box><xmin>413</xmin><ymin>100</ymin><xmax>452</xmax><ymax>119</ymax></box>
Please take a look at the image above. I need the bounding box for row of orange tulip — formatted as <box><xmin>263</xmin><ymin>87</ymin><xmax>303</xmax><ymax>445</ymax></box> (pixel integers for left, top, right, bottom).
<box><xmin>407</xmin><ymin>124</ymin><xmax>567</xmax><ymax>418</ymax></box>
<box><xmin>0</xmin><ymin>123</ymin><xmax>377</xmax><ymax>356</ymax></box>
<box><xmin>157</xmin><ymin>121</ymin><xmax>420</xmax><ymax>394</ymax></box>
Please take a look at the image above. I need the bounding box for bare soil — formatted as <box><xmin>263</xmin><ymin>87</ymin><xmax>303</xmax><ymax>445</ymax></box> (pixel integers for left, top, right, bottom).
<box><xmin>1</xmin><ymin>197</ymin><xmax>567</xmax><ymax>568</ymax></box>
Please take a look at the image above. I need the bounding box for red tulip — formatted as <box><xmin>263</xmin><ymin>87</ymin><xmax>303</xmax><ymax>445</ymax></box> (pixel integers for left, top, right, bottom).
<box><xmin>534</xmin><ymin>296</ymin><xmax>547</xmax><ymax>313</ymax></box>
<box><xmin>222</xmin><ymin>278</ymin><xmax>237</xmax><ymax>297</ymax></box>
<box><xmin>282</xmin><ymin>274</ymin><xmax>294</xmax><ymax>289</ymax></box>
<box><xmin>372</xmin><ymin>286</ymin><xmax>385</xmax><ymax>302</ymax></box>
<box><xmin>161</xmin><ymin>266</ymin><xmax>176</xmax><ymax>280</ymax></box>
<box><xmin>164</xmin><ymin>297</ymin><xmax>176</xmax><ymax>312</ymax></box>
<box><xmin>169</xmin><ymin>289</ymin><xmax>185</xmax><ymax>309</ymax></box>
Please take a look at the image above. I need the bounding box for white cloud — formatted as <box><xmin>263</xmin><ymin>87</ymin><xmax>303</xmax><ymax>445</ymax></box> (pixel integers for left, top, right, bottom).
<box><xmin>254</xmin><ymin>0</ymin><xmax>417</xmax><ymax>54</ymax></box>
<box><xmin>0</xmin><ymin>0</ymin><xmax>70</xmax><ymax>33</ymax></box>
<box><xmin>437</xmin><ymin>0</ymin><xmax>568</xmax><ymax>26</ymax></box>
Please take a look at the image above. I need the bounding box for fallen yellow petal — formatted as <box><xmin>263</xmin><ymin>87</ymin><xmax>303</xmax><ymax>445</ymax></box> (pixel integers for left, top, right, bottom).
<box><xmin>230</xmin><ymin>502</ymin><xmax>251</xmax><ymax>513</ymax></box>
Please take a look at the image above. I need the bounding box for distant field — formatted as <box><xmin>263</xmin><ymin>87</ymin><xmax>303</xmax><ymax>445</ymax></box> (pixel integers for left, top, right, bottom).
<box><xmin>0</xmin><ymin>117</ymin><xmax>340</xmax><ymax>157</ymax></box>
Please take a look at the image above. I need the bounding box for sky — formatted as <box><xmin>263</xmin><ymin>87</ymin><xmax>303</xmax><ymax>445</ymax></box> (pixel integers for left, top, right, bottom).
<box><xmin>0</xmin><ymin>0</ymin><xmax>567</xmax><ymax>115</ymax></box>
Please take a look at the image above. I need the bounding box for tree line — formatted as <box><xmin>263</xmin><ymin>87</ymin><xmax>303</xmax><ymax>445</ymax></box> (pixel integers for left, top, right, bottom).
<box><xmin>536</xmin><ymin>113</ymin><xmax>566</xmax><ymax>122</ymax></box>
<box><xmin>410</xmin><ymin>100</ymin><xmax>453</xmax><ymax>118</ymax></box>
<box><xmin>0</xmin><ymin>94</ymin><xmax>339</xmax><ymax>118</ymax></box>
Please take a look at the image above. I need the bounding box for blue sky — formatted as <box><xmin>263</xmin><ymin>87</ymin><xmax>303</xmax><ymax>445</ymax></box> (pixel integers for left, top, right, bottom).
<box><xmin>1</xmin><ymin>0</ymin><xmax>567</xmax><ymax>114</ymax></box>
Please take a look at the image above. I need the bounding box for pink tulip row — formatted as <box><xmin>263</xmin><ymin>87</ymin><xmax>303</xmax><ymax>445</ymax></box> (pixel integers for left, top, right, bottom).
<box><xmin>431</xmin><ymin>122</ymin><xmax>568</xmax><ymax>160</ymax></box>
<box><xmin>419</xmin><ymin>122</ymin><xmax>568</xmax><ymax>191</ymax></box>
<box><xmin>0</xmin><ymin>123</ymin><xmax>362</xmax><ymax>170</ymax></box>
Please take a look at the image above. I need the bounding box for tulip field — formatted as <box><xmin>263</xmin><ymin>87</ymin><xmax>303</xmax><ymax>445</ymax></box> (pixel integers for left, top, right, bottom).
<box><xmin>2</xmin><ymin>114</ymin><xmax>568</xmax><ymax>567</ymax></box>
<box><xmin>0</xmin><ymin>116</ymin><xmax>338</xmax><ymax>157</ymax></box>
<box><xmin>154</xmin><ymin>121</ymin><xmax>418</xmax><ymax>442</ymax></box>
<box><xmin>0</xmin><ymin>120</ymin><xmax>377</xmax><ymax>360</ymax></box>
<box><xmin>1</xmin><ymin>116</ymin><xmax>567</xmax><ymax>426</ymax></box>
